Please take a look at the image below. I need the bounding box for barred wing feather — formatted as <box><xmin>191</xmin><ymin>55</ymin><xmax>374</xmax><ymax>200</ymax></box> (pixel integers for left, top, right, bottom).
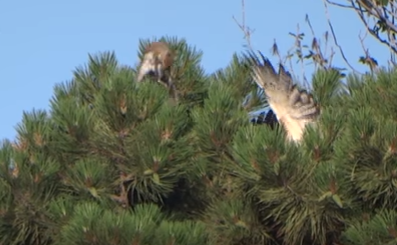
<box><xmin>247</xmin><ymin>52</ymin><xmax>320</xmax><ymax>142</ymax></box>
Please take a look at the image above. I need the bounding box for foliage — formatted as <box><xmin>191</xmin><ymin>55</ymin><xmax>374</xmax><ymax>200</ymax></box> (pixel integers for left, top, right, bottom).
<box><xmin>2</xmin><ymin>35</ymin><xmax>397</xmax><ymax>245</ymax></box>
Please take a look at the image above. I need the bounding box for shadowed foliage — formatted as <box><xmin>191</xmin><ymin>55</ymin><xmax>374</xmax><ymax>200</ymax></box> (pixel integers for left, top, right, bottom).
<box><xmin>1</xmin><ymin>36</ymin><xmax>397</xmax><ymax>245</ymax></box>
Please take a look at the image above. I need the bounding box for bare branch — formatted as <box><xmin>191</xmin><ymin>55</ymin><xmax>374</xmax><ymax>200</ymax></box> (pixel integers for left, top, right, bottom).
<box><xmin>325</xmin><ymin>0</ymin><xmax>354</xmax><ymax>9</ymax></box>
<box><xmin>232</xmin><ymin>0</ymin><xmax>255</xmax><ymax>51</ymax></box>
<box><xmin>322</xmin><ymin>0</ymin><xmax>363</xmax><ymax>74</ymax></box>
<box><xmin>271</xmin><ymin>39</ymin><xmax>283</xmax><ymax>62</ymax></box>
<box><xmin>305</xmin><ymin>15</ymin><xmax>329</xmax><ymax>69</ymax></box>
<box><xmin>351</xmin><ymin>0</ymin><xmax>397</xmax><ymax>54</ymax></box>
<box><xmin>358</xmin><ymin>0</ymin><xmax>397</xmax><ymax>33</ymax></box>
<box><xmin>358</xmin><ymin>30</ymin><xmax>379</xmax><ymax>73</ymax></box>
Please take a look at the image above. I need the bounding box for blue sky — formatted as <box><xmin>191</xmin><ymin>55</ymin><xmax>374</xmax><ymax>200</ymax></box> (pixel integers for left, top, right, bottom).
<box><xmin>0</xmin><ymin>0</ymin><xmax>391</xmax><ymax>141</ymax></box>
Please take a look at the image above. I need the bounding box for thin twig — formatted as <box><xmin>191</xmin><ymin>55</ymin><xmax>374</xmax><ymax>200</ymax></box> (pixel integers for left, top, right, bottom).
<box><xmin>272</xmin><ymin>39</ymin><xmax>283</xmax><ymax>63</ymax></box>
<box><xmin>358</xmin><ymin>30</ymin><xmax>378</xmax><ymax>73</ymax></box>
<box><xmin>322</xmin><ymin>0</ymin><xmax>362</xmax><ymax>74</ymax></box>
<box><xmin>325</xmin><ymin>0</ymin><xmax>353</xmax><ymax>9</ymax></box>
<box><xmin>232</xmin><ymin>0</ymin><xmax>255</xmax><ymax>51</ymax></box>
<box><xmin>351</xmin><ymin>0</ymin><xmax>397</xmax><ymax>54</ymax></box>
<box><xmin>294</xmin><ymin>24</ymin><xmax>307</xmax><ymax>85</ymax></box>
<box><xmin>306</xmin><ymin>14</ymin><xmax>328</xmax><ymax>69</ymax></box>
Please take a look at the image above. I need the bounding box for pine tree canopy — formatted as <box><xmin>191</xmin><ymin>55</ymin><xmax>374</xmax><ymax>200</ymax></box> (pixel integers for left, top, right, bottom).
<box><xmin>2</xmin><ymin>36</ymin><xmax>397</xmax><ymax>245</ymax></box>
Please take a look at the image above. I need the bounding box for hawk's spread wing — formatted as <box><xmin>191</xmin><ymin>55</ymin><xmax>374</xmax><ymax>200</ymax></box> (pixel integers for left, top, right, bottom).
<box><xmin>247</xmin><ymin>52</ymin><xmax>320</xmax><ymax>142</ymax></box>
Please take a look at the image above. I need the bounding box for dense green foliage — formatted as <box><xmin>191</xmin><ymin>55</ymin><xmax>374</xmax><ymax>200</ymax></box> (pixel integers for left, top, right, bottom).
<box><xmin>1</xmin><ymin>36</ymin><xmax>397</xmax><ymax>245</ymax></box>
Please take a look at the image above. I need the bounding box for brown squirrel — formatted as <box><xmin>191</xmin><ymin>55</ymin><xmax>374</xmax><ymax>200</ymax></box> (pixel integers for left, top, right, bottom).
<box><xmin>136</xmin><ymin>41</ymin><xmax>178</xmax><ymax>100</ymax></box>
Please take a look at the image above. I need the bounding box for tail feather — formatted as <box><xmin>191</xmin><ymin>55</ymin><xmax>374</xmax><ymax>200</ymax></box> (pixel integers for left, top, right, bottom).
<box><xmin>247</xmin><ymin>51</ymin><xmax>320</xmax><ymax>142</ymax></box>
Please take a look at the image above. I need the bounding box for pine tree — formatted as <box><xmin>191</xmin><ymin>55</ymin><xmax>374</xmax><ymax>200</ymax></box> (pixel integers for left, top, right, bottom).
<box><xmin>1</xmin><ymin>36</ymin><xmax>397</xmax><ymax>245</ymax></box>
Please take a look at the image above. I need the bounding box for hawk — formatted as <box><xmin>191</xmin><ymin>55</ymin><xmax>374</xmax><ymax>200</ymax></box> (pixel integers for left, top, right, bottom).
<box><xmin>250</xmin><ymin>109</ymin><xmax>278</xmax><ymax>129</ymax></box>
<box><xmin>247</xmin><ymin>51</ymin><xmax>320</xmax><ymax>142</ymax></box>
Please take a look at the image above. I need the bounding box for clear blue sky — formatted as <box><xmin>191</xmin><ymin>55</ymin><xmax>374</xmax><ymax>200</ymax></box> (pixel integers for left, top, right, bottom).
<box><xmin>0</xmin><ymin>0</ymin><xmax>390</xmax><ymax>141</ymax></box>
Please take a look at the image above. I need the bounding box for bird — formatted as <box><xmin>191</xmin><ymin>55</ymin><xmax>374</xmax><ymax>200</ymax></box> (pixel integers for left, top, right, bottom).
<box><xmin>247</xmin><ymin>51</ymin><xmax>320</xmax><ymax>142</ymax></box>
<box><xmin>251</xmin><ymin>109</ymin><xmax>278</xmax><ymax>129</ymax></box>
<box><xmin>136</xmin><ymin>41</ymin><xmax>178</xmax><ymax>99</ymax></box>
